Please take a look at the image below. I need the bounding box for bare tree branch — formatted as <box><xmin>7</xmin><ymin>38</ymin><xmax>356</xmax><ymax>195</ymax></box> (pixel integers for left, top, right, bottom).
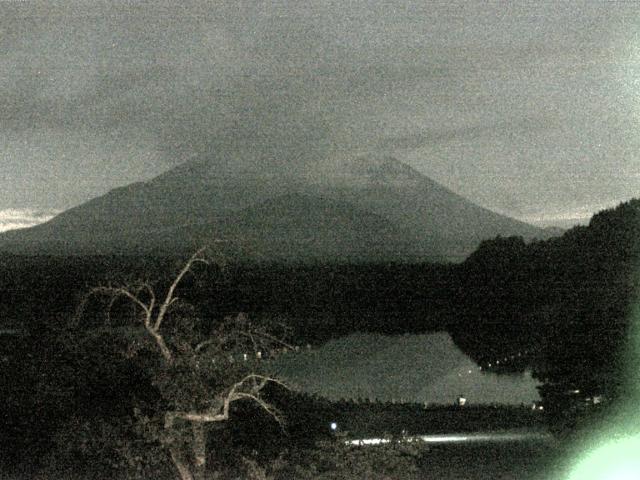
<box><xmin>72</xmin><ymin>248</ymin><xmax>293</xmax><ymax>480</ymax></box>
<box><xmin>193</xmin><ymin>339</ymin><xmax>216</xmax><ymax>353</ymax></box>
<box><xmin>241</xmin><ymin>330</ymin><xmax>296</xmax><ymax>351</ymax></box>
<box><xmin>169</xmin><ymin>447</ymin><xmax>195</xmax><ymax>480</ymax></box>
<box><xmin>140</xmin><ymin>282</ymin><xmax>156</xmax><ymax>317</ymax></box>
<box><xmin>165</xmin><ymin>411</ymin><xmax>228</xmax><ymax>427</ymax></box>
<box><xmin>104</xmin><ymin>294</ymin><xmax>121</xmax><ymax>326</ymax></box>
<box><xmin>74</xmin><ymin>250</ymin><xmax>211</xmax><ymax>364</ymax></box>
<box><xmin>154</xmin><ymin>247</ymin><xmax>208</xmax><ymax>331</ymax></box>
<box><xmin>93</xmin><ymin>286</ymin><xmax>151</xmax><ymax>317</ymax></box>
<box><xmin>148</xmin><ymin>328</ymin><xmax>174</xmax><ymax>363</ymax></box>
<box><xmin>164</xmin><ymin>374</ymin><xmax>288</xmax><ymax>430</ymax></box>
<box><xmin>233</xmin><ymin>392</ymin><xmax>284</xmax><ymax>426</ymax></box>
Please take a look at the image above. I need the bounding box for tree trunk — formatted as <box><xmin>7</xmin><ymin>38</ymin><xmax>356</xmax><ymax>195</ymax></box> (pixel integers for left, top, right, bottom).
<box><xmin>148</xmin><ymin>327</ymin><xmax>174</xmax><ymax>363</ymax></box>
<box><xmin>192</xmin><ymin>422</ymin><xmax>207</xmax><ymax>480</ymax></box>
<box><xmin>169</xmin><ymin>447</ymin><xmax>195</xmax><ymax>480</ymax></box>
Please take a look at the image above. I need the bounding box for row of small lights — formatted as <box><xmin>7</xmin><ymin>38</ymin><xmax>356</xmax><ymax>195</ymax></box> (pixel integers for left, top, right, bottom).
<box><xmin>484</xmin><ymin>349</ymin><xmax>531</xmax><ymax>369</ymax></box>
<box><xmin>219</xmin><ymin>347</ymin><xmax>532</xmax><ymax>368</ymax></box>
<box><xmin>454</xmin><ymin>349</ymin><xmax>544</xmax><ymax>410</ymax></box>
<box><xmin>316</xmin><ymin>349</ymin><xmax>537</xmax><ymax>430</ymax></box>
<box><xmin>209</xmin><ymin>344</ymin><xmax>312</xmax><ymax>363</ymax></box>
<box><xmin>455</xmin><ymin>349</ymin><xmax>531</xmax><ymax>377</ymax></box>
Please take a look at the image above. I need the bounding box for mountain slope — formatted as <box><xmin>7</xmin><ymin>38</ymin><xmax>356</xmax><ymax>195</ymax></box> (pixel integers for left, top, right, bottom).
<box><xmin>147</xmin><ymin>193</ymin><xmax>425</xmax><ymax>261</ymax></box>
<box><xmin>0</xmin><ymin>155</ymin><xmax>553</xmax><ymax>261</ymax></box>
<box><xmin>310</xmin><ymin>155</ymin><xmax>551</xmax><ymax>259</ymax></box>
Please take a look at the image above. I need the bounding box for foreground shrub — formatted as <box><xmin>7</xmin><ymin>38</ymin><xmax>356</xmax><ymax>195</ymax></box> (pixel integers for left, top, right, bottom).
<box><xmin>235</xmin><ymin>434</ymin><xmax>424</xmax><ymax>480</ymax></box>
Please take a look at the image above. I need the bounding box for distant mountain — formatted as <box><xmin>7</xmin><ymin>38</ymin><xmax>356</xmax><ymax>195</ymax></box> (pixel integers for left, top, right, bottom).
<box><xmin>540</xmin><ymin>225</ymin><xmax>566</xmax><ymax>237</ymax></box>
<box><xmin>0</xmin><ymin>155</ymin><xmax>555</xmax><ymax>261</ymax></box>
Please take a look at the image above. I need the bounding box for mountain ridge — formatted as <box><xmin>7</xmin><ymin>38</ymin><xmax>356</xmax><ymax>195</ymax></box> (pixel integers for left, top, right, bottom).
<box><xmin>0</xmin><ymin>155</ymin><xmax>557</xmax><ymax>261</ymax></box>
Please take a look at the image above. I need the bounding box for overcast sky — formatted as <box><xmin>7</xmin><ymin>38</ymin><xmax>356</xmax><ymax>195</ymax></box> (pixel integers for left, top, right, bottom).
<box><xmin>2</xmin><ymin>0</ymin><xmax>639</xmax><ymax>230</ymax></box>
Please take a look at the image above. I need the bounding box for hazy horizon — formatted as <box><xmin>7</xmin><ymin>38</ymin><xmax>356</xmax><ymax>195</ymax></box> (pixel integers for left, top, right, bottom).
<box><xmin>0</xmin><ymin>190</ymin><xmax>612</xmax><ymax>234</ymax></box>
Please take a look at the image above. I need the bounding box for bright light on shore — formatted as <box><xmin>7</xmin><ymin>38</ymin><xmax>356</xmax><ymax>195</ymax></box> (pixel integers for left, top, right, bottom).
<box><xmin>347</xmin><ymin>431</ymin><xmax>551</xmax><ymax>447</ymax></box>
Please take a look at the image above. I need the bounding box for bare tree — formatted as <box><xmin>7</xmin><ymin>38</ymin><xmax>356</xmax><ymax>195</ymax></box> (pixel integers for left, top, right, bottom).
<box><xmin>75</xmin><ymin>248</ymin><xmax>291</xmax><ymax>480</ymax></box>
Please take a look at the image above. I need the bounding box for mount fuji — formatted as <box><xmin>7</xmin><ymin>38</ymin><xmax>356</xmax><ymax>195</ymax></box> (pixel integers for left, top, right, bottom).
<box><xmin>0</xmin><ymin>155</ymin><xmax>553</xmax><ymax>262</ymax></box>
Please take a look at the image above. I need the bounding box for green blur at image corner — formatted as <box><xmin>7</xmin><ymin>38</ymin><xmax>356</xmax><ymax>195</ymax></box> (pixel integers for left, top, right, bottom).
<box><xmin>561</xmin><ymin>266</ymin><xmax>640</xmax><ymax>480</ymax></box>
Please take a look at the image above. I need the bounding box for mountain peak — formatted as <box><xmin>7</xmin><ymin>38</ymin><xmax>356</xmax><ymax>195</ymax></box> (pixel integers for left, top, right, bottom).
<box><xmin>310</xmin><ymin>154</ymin><xmax>425</xmax><ymax>188</ymax></box>
<box><xmin>349</xmin><ymin>154</ymin><xmax>420</xmax><ymax>178</ymax></box>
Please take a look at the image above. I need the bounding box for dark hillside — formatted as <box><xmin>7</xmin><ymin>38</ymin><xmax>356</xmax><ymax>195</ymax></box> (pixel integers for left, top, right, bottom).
<box><xmin>448</xmin><ymin>199</ymin><xmax>640</xmax><ymax>403</ymax></box>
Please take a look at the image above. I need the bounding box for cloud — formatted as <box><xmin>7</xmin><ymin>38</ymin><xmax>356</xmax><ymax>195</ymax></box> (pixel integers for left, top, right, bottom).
<box><xmin>0</xmin><ymin>209</ymin><xmax>58</xmax><ymax>233</ymax></box>
<box><xmin>0</xmin><ymin>1</ymin><xmax>637</xmax><ymax>215</ymax></box>
<box><xmin>376</xmin><ymin>117</ymin><xmax>555</xmax><ymax>152</ymax></box>
<box><xmin>515</xmin><ymin>199</ymin><xmax>632</xmax><ymax>227</ymax></box>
